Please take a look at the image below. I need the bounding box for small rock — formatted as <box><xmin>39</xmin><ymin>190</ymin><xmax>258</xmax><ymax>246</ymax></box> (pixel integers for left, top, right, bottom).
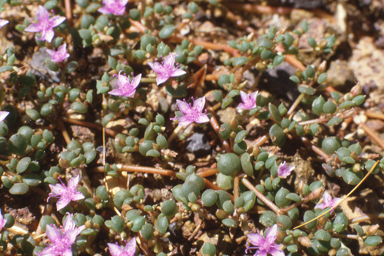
<box><xmin>30</xmin><ymin>47</ymin><xmax>60</xmax><ymax>83</ymax></box>
<box><xmin>186</xmin><ymin>133</ymin><xmax>211</xmax><ymax>156</ymax></box>
<box><xmin>327</xmin><ymin>60</ymin><xmax>355</xmax><ymax>87</ymax></box>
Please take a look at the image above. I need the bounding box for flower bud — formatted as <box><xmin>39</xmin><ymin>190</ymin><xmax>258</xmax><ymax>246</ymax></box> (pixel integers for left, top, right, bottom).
<box><xmin>255</xmin><ymin>62</ymin><xmax>266</xmax><ymax>72</ymax></box>
<box><xmin>319</xmin><ymin>40</ymin><xmax>328</xmax><ymax>49</ymax></box>
<box><xmin>298</xmin><ymin>236</ymin><xmax>312</xmax><ymax>247</ymax></box>
<box><xmin>352</xmin><ymin>163</ymin><xmax>361</xmax><ymax>173</ymax></box>
<box><xmin>366</xmin><ymin>224</ymin><xmax>380</xmax><ymax>236</ymax></box>
<box><xmin>318</xmin><ymin>61</ymin><xmax>327</xmax><ymax>73</ymax></box>
<box><xmin>308</xmin><ymin>187</ymin><xmax>323</xmax><ymax>200</ymax></box>
<box><xmin>351</xmin><ymin>82</ymin><xmax>362</xmax><ymax>97</ymax></box>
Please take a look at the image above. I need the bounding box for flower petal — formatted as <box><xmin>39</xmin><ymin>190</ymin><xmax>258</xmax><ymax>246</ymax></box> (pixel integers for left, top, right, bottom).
<box><xmin>176</xmin><ymin>100</ymin><xmax>191</xmax><ymax>115</ymax></box>
<box><xmin>109</xmin><ymin>89</ymin><xmax>124</xmax><ymax>96</ymax></box>
<box><xmin>70</xmin><ymin>191</ymin><xmax>85</xmax><ymax>201</ymax></box>
<box><xmin>237</xmin><ymin>103</ymin><xmax>248</xmax><ymax>110</ymax></box>
<box><xmin>108</xmin><ymin>243</ymin><xmax>124</xmax><ymax>256</ymax></box>
<box><xmin>196</xmin><ymin>114</ymin><xmax>210</xmax><ymax>124</ymax></box>
<box><xmin>56</xmin><ymin>197</ymin><xmax>71</xmax><ymax>211</ymax></box>
<box><xmin>62</xmin><ymin>248</ymin><xmax>73</xmax><ymax>256</ymax></box>
<box><xmin>170</xmin><ymin>68</ymin><xmax>186</xmax><ymax>78</ymax></box>
<box><xmin>177</xmin><ymin>116</ymin><xmax>193</xmax><ymax>127</ymax></box>
<box><xmin>132</xmin><ymin>73</ymin><xmax>142</xmax><ymax>88</ymax></box>
<box><xmin>315</xmin><ymin>202</ymin><xmax>326</xmax><ymax>210</ymax></box>
<box><xmin>35</xmin><ymin>245</ymin><xmax>56</xmax><ymax>256</ymax></box>
<box><xmin>247</xmin><ymin>233</ymin><xmax>264</xmax><ymax>247</ymax></box>
<box><xmin>67</xmin><ymin>176</ymin><xmax>80</xmax><ymax>189</ymax></box>
<box><xmin>250</xmin><ymin>91</ymin><xmax>258</xmax><ymax>104</ymax></box>
<box><xmin>49</xmin><ymin>183</ymin><xmax>67</xmax><ymax>195</ymax></box>
<box><xmin>49</xmin><ymin>16</ymin><xmax>66</xmax><ymax>28</ymax></box>
<box><xmin>125</xmin><ymin>237</ymin><xmax>136</xmax><ymax>255</ymax></box>
<box><xmin>255</xmin><ymin>250</ymin><xmax>268</xmax><ymax>256</ymax></box>
<box><xmin>36</xmin><ymin>6</ymin><xmax>50</xmax><ymax>22</ymax></box>
<box><xmin>322</xmin><ymin>191</ymin><xmax>332</xmax><ymax>205</ymax></box>
<box><xmin>24</xmin><ymin>23</ymin><xmax>42</xmax><ymax>32</ymax></box>
<box><xmin>265</xmin><ymin>224</ymin><xmax>278</xmax><ymax>242</ymax></box>
<box><xmin>269</xmin><ymin>245</ymin><xmax>285</xmax><ymax>256</ymax></box>
<box><xmin>193</xmin><ymin>97</ymin><xmax>205</xmax><ymax>112</ymax></box>
<box><xmin>163</xmin><ymin>53</ymin><xmax>175</xmax><ymax>68</ymax></box>
<box><xmin>117</xmin><ymin>73</ymin><xmax>130</xmax><ymax>87</ymax></box>
<box><xmin>63</xmin><ymin>214</ymin><xmax>75</xmax><ymax>231</ymax></box>
<box><xmin>156</xmin><ymin>75</ymin><xmax>169</xmax><ymax>85</ymax></box>
<box><xmin>240</xmin><ymin>91</ymin><xmax>249</xmax><ymax>103</ymax></box>
<box><xmin>0</xmin><ymin>111</ymin><xmax>9</xmax><ymax>122</ymax></box>
<box><xmin>0</xmin><ymin>20</ymin><xmax>9</xmax><ymax>28</ymax></box>
<box><xmin>46</xmin><ymin>224</ymin><xmax>61</xmax><ymax>241</ymax></box>
<box><xmin>41</xmin><ymin>29</ymin><xmax>55</xmax><ymax>43</ymax></box>
<box><xmin>148</xmin><ymin>62</ymin><xmax>164</xmax><ymax>74</ymax></box>
<box><xmin>64</xmin><ymin>229</ymin><xmax>79</xmax><ymax>245</ymax></box>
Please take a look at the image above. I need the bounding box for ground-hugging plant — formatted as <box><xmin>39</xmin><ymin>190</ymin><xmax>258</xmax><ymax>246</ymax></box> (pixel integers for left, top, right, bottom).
<box><xmin>0</xmin><ymin>0</ymin><xmax>382</xmax><ymax>255</ymax></box>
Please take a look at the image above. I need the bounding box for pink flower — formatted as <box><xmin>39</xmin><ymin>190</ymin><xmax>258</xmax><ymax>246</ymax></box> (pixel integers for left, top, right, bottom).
<box><xmin>148</xmin><ymin>53</ymin><xmax>186</xmax><ymax>85</ymax></box>
<box><xmin>48</xmin><ymin>176</ymin><xmax>85</xmax><ymax>211</ymax></box>
<box><xmin>0</xmin><ymin>210</ymin><xmax>7</xmax><ymax>231</ymax></box>
<box><xmin>315</xmin><ymin>191</ymin><xmax>341</xmax><ymax>212</ymax></box>
<box><xmin>0</xmin><ymin>17</ymin><xmax>9</xmax><ymax>28</ymax></box>
<box><xmin>46</xmin><ymin>43</ymin><xmax>70</xmax><ymax>63</ymax></box>
<box><xmin>277</xmin><ymin>161</ymin><xmax>294</xmax><ymax>179</ymax></box>
<box><xmin>171</xmin><ymin>97</ymin><xmax>210</xmax><ymax>127</ymax></box>
<box><xmin>109</xmin><ymin>72</ymin><xmax>141</xmax><ymax>98</ymax></box>
<box><xmin>98</xmin><ymin>0</ymin><xmax>129</xmax><ymax>16</ymax></box>
<box><xmin>0</xmin><ymin>111</ymin><xmax>9</xmax><ymax>122</ymax></box>
<box><xmin>246</xmin><ymin>224</ymin><xmax>285</xmax><ymax>256</ymax></box>
<box><xmin>36</xmin><ymin>214</ymin><xmax>85</xmax><ymax>256</ymax></box>
<box><xmin>108</xmin><ymin>237</ymin><xmax>136</xmax><ymax>256</ymax></box>
<box><xmin>24</xmin><ymin>6</ymin><xmax>66</xmax><ymax>43</ymax></box>
<box><xmin>237</xmin><ymin>91</ymin><xmax>258</xmax><ymax>110</ymax></box>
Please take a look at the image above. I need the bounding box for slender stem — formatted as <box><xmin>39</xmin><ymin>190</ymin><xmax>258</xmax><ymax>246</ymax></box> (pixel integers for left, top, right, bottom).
<box><xmin>196</xmin><ymin>168</ymin><xmax>219</xmax><ymax>178</ymax></box>
<box><xmin>242</xmin><ymin>178</ymin><xmax>283</xmax><ymax>215</ymax></box>
<box><xmin>64</xmin><ymin>0</ymin><xmax>72</xmax><ymax>27</ymax></box>
<box><xmin>209</xmin><ymin>114</ymin><xmax>231</xmax><ymax>152</ymax></box>
<box><xmin>234</xmin><ymin>175</ymin><xmax>240</xmax><ymax>202</ymax></box>
<box><xmin>351</xmin><ymin>213</ymin><xmax>384</xmax><ymax>223</ymax></box>
<box><xmin>58</xmin><ymin>118</ymin><xmax>71</xmax><ymax>144</ymax></box>
<box><xmin>167</xmin><ymin>125</ymin><xmax>183</xmax><ymax>145</ymax></box>
<box><xmin>360</xmin><ymin>123</ymin><xmax>384</xmax><ymax>151</ymax></box>
<box><xmin>365</xmin><ymin>110</ymin><xmax>384</xmax><ymax>120</ymax></box>
<box><xmin>301</xmin><ymin>137</ymin><xmax>331</xmax><ymax>162</ymax></box>
<box><xmin>62</xmin><ymin>116</ymin><xmax>118</xmax><ymax>137</ymax></box>
<box><xmin>293</xmin><ymin>161</ymin><xmax>379</xmax><ymax>230</ymax></box>
<box><xmin>140</xmin><ymin>77</ymin><xmax>157</xmax><ymax>83</ymax></box>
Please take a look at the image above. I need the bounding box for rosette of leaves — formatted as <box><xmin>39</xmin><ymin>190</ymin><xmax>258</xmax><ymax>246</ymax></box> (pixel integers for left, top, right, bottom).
<box><xmin>59</xmin><ymin>139</ymin><xmax>96</xmax><ymax>168</ymax></box>
<box><xmin>0</xmin><ymin>127</ymin><xmax>55</xmax><ymax>195</ymax></box>
<box><xmin>322</xmin><ymin>142</ymin><xmax>382</xmax><ymax>186</ymax></box>
<box><xmin>113</xmin><ymin>113</ymin><xmax>170</xmax><ymax>160</ymax></box>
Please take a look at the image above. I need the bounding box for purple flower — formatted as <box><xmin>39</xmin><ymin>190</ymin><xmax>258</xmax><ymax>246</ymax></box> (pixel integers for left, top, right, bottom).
<box><xmin>109</xmin><ymin>72</ymin><xmax>141</xmax><ymax>98</ymax></box>
<box><xmin>237</xmin><ymin>91</ymin><xmax>258</xmax><ymax>110</ymax></box>
<box><xmin>0</xmin><ymin>111</ymin><xmax>9</xmax><ymax>123</ymax></box>
<box><xmin>148</xmin><ymin>53</ymin><xmax>186</xmax><ymax>85</ymax></box>
<box><xmin>108</xmin><ymin>237</ymin><xmax>136</xmax><ymax>256</ymax></box>
<box><xmin>46</xmin><ymin>43</ymin><xmax>70</xmax><ymax>63</ymax></box>
<box><xmin>171</xmin><ymin>97</ymin><xmax>210</xmax><ymax>127</ymax></box>
<box><xmin>37</xmin><ymin>214</ymin><xmax>85</xmax><ymax>256</ymax></box>
<box><xmin>315</xmin><ymin>191</ymin><xmax>341</xmax><ymax>212</ymax></box>
<box><xmin>277</xmin><ymin>161</ymin><xmax>295</xmax><ymax>179</ymax></box>
<box><xmin>48</xmin><ymin>176</ymin><xmax>85</xmax><ymax>211</ymax></box>
<box><xmin>0</xmin><ymin>210</ymin><xmax>7</xmax><ymax>231</ymax></box>
<box><xmin>24</xmin><ymin>6</ymin><xmax>66</xmax><ymax>43</ymax></box>
<box><xmin>98</xmin><ymin>0</ymin><xmax>129</xmax><ymax>16</ymax></box>
<box><xmin>246</xmin><ymin>224</ymin><xmax>285</xmax><ymax>256</ymax></box>
<box><xmin>0</xmin><ymin>16</ymin><xmax>9</xmax><ymax>28</ymax></box>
